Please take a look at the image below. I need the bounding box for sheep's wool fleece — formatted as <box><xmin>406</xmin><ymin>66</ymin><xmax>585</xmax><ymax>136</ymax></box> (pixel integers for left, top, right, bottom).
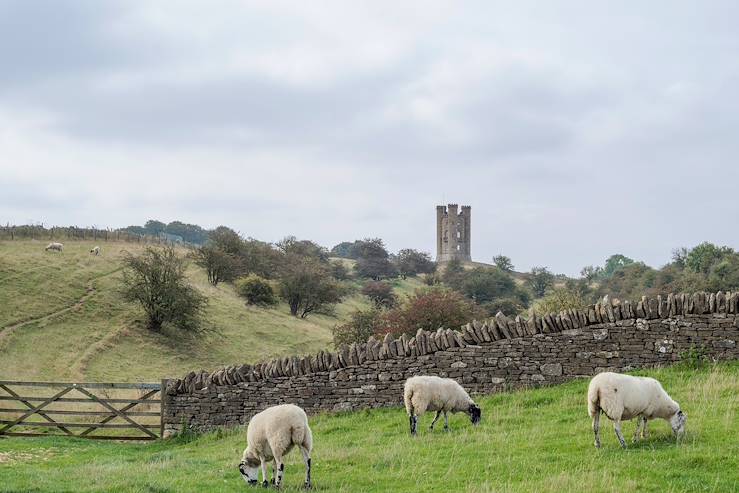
<box><xmin>247</xmin><ymin>404</ymin><xmax>311</xmax><ymax>459</ymax></box>
<box><xmin>588</xmin><ymin>372</ymin><xmax>679</xmax><ymax>421</ymax></box>
<box><xmin>405</xmin><ymin>376</ymin><xmax>472</xmax><ymax>413</ymax></box>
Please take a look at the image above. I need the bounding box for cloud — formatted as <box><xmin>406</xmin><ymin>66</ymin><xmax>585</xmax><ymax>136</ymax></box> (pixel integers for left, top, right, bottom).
<box><xmin>1</xmin><ymin>0</ymin><xmax>739</xmax><ymax>275</ymax></box>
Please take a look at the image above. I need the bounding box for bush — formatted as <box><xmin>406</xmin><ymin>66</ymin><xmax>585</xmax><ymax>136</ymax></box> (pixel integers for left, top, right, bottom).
<box><xmin>395</xmin><ymin>249</ymin><xmax>436</xmax><ymax>279</ymax></box>
<box><xmin>361</xmin><ymin>281</ymin><xmax>397</xmax><ymax>309</ymax></box>
<box><xmin>235</xmin><ymin>275</ymin><xmax>276</xmax><ymax>305</ymax></box>
<box><xmin>120</xmin><ymin>246</ymin><xmax>206</xmax><ymax>331</ymax></box>
<box><xmin>279</xmin><ymin>256</ymin><xmax>345</xmax><ymax>318</ymax></box>
<box><xmin>191</xmin><ymin>245</ymin><xmax>237</xmax><ymax>286</ymax></box>
<box><xmin>678</xmin><ymin>345</ymin><xmax>710</xmax><ymax>370</ymax></box>
<box><xmin>533</xmin><ymin>287</ymin><xmax>588</xmax><ymax>315</ymax></box>
<box><xmin>330</xmin><ymin>260</ymin><xmax>351</xmax><ymax>280</ymax></box>
<box><xmin>383</xmin><ymin>287</ymin><xmax>486</xmax><ymax>337</ymax></box>
<box><xmin>332</xmin><ymin>308</ymin><xmax>384</xmax><ymax>346</ymax></box>
<box><xmin>528</xmin><ymin>266</ymin><xmax>554</xmax><ymax>297</ymax></box>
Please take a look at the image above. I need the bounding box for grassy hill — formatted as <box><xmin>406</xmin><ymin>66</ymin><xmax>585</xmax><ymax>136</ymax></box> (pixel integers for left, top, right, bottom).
<box><xmin>0</xmin><ymin>362</ymin><xmax>736</xmax><ymax>492</ymax></box>
<box><xmin>0</xmin><ymin>240</ymin><xmax>423</xmax><ymax>382</ymax></box>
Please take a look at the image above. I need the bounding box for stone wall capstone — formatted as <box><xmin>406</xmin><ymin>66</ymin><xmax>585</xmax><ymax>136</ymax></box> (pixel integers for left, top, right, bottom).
<box><xmin>162</xmin><ymin>292</ymin><xmax>739</xmax><ymax>434</ymax></box>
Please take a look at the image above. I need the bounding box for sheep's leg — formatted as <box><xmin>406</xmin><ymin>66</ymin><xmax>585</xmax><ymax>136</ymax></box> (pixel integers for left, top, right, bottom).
<box><xmin>260</xmin><ymin>460</ymin><xmax>269</xmax><ymax>488</ymax></box>
<box><xmin>274</xmin><ymin>455</ymin><xmax>285</xmax><ymax>488</ymax></box>
<box><xmin>429</xmin><ymin>411</ymin><xmax>442</xmax><ymax>430</ymax></box>
<box><xmin>642</xmin><ymin>418</ymin><xmax>649</xmax><ymax>439</ymax></box>
<box><xmin>300</xmin><ymin>445</ymin><xmax>312</xmax><ymax>489</ymax></box>
<box><xmin>592</xmin><ymin>412</ymin><xmax>601</xmax><ymax>449</ymax></box>
<box><xmin>633</xmin><ymin>416</ymin><xmax>643</xmax><ymax>443</ymax></box>
<box><xmin>443</xmin><ymin>411</ymin><xmax>449</xmax><ymax>431</ymax></box>
<box><xmin>409</xmin><ymin>414</ymin><xmax>418</xmax><ymax>435</ymax></box>
<box><xmin>271</xmin><ymin>460</ymin><xmax>277</xmax><ymax>485</ymax></box>
<box><xmin>613</xmin><ymin>420</ymin><xmax>626</xmax><ymax>448</ymax></box>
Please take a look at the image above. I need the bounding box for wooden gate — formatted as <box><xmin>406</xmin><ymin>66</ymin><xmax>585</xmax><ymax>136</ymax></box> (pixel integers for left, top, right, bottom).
<box><xmin>0</xmin><ymin>380</ymin><xmax>164</xmax><ymax>440</ymax></box>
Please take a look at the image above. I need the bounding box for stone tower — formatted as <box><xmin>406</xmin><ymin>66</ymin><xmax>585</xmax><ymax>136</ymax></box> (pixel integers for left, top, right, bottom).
<box><xmin>436</xmin><ymin>204</ymin><xmax>471</xmax><ymax>262</ymax></box>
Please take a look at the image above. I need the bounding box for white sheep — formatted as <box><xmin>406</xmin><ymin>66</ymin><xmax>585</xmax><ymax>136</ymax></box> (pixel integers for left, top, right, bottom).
<box><xmin>404</xmin><ymin>375</ymin><xmax>481</xmax><ymax>435</ymax></box>
<box><xmin>44</xmin><ymin>242</ymin><xmax>63</xmax><ymax>252</ymax></box>
<box><xmin>90</xmin><ymin>246</ymin><xmax>100</xmax><ymax>256</ymax></box>
<box><xmin>238</xmin><ymin>404</ymin><xmax>313</xmax><ymax>489</ymax></box>
<box><xmin>588</xmin><ymin>372</ymin><xmax>686</xmax><ymax>449</ymax></box>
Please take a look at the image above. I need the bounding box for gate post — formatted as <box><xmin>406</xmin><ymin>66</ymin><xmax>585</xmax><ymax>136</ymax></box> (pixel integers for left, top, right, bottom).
<box><xmin>160</xmin><ymin>378</ymin><xmax>168</xmax><ymax>439</ymax></box>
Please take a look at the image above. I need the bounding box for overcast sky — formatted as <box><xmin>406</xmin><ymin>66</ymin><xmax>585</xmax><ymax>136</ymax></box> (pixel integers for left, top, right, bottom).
<box><xmin>2</xmin><ymin>1</ymin><xmax>738</xmax><ymax>275</ymax></box>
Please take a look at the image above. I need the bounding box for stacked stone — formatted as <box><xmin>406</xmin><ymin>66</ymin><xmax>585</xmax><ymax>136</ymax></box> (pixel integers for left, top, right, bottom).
<box><xmin>166</xmin><ymin>291</ymin><xmax>739</xmax><ymax>396</ymax></box>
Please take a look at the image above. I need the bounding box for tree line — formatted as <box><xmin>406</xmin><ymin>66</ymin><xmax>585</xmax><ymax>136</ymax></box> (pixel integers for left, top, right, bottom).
<box><xmin>117</xmin><ymin>227</ymin><xmax>739</xmax><ymax>346</ymax></box>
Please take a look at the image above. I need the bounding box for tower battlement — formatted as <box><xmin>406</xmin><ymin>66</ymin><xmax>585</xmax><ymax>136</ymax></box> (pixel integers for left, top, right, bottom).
<box><xmin>436</xmin><ymin>203</ymin><xmax>471</xmax><ymax>262</ymax></box>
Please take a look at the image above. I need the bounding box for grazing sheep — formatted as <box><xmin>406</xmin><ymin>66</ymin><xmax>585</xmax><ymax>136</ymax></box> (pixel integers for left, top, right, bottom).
<box><xmin>588</xmin><ymin>372</ymin><xmax>686</xmax><ymax>449</ymax></box>
<box><xmin>90</xmin><ymin>246</ymin><xmax>100</xmax><ymax>256</ymax></box>
<box><xmin>238</xmin><ymin>404</ymin><xmax>313</xmax><ymax>489</ymax></box>
<box><xmin>44</xmin><ymin>242</ymin><xmax>63</xmax><ymax>252</ymax></box>
<box><xmin>404</xmin><ymin>375</ymin><xmax>481</xmax><ymax>435</ymax></box>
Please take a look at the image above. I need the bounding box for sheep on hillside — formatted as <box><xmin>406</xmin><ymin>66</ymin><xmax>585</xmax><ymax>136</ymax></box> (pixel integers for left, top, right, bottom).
<box><xmin>44</xmin><ymin>242</ymin><xmax>63</xmax><ymax>252</ymax></box>
<box><xmin>588</xmin><ymin>372</ymin><xmax>686</xmax><ymax>449</ymax></box>
<box><xmin>90</xmin><ymin>246</ymin><xmax>100</xmax><ymax>256</ymax></box>
<box><xmin>404</xmin><ymin>375</ymin><xmax>481</xmax><ymax>435</ymax></box>
<box><xmin>238</xmin><ymin>404</ymin><xmax>313</xmax><ymax>489</ymax></box>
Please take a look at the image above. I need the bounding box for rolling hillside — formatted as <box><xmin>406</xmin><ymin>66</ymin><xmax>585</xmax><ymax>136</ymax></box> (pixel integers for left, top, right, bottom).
<box><xmin>0</xmin><ymin>240</ymin><xmax>423</xmax><ymax>382</ymax></box>
<box><xmin>1</xmin><ymin>362</ymin><xmax>736</xmax><ymax>492</ymax></box>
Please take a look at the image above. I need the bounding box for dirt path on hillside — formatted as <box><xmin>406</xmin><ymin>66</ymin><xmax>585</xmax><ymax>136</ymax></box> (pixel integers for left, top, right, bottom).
<box><xmin>69</xmin><ymin>323</ymin><xmax>132</xmax><ymax>380</ymax></box>
<box><xmin>0</xmin><ymin>268</ymin><xmax>121</xmax><ymax>351</ymax></box>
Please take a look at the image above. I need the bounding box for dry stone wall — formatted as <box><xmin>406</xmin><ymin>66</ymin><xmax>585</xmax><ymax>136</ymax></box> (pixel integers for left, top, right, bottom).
<box><xmin>162</xmin><ymin>292</ymin><xmax>739</xmax><ymax>434</ymax></box>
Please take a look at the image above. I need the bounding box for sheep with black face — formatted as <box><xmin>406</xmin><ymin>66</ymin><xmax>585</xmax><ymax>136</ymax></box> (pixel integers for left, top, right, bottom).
<box><xmin>238</xmin><ymin>404</ymin><xmax>313</xmax><ymax>489</ymax></box>
<box><xmin>403</xmin><ymin>375</ymin><xmax>481</xmax><ymax>435</ymax></box>
<box><xmin>588</xmin><ymin>371</ymin><xmax>687</xmax><ymax>449</ymax></box>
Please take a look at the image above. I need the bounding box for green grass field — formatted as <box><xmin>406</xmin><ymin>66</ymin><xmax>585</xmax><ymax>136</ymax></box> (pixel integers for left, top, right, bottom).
<box><xmin>0</xmin><ymin>362</ymin><xmax>736</xmax><ymax>492</ymax></box>
<box><xmin>0</xmin><ymin>240</ymin><xmax>422</xmax><ymax>382</ymax></box>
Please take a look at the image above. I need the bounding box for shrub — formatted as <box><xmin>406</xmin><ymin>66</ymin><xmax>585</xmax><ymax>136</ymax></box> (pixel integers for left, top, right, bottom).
<box><xmin>120</xmin><ymin>246</ymin><xmax>206</xmax><ymax>331</ymax></box>
<box><xmin>361</xmin><ymin>281</ymin><xmax>397</xmax><ymax>309</ymax></box>
<box><xmin>235</xmin><ymin>275</ymin><xmax>276</xmax><ymax>305</ymax></box>
<box><xmin>330</xmin><ymin>260</ymin><xmax>351</xmax><ymax>280</ymax></box>
<box><xmin>191</xmin><ymin>244</ymin><xmax>237</xmax><ymax>286</ymax></box>
<box><xmin>383</xmin><ymin>287</ymin><xmax>486</xmax><ymax>337</ymax></box>
<box><xmin>395</xmin><ymin>249</ymin><xmax>436</xmax><ymax>279</ymax></box>
<box><xmin>528</xmin><ymin>266</ymin><xmax>554</xmax><ymax>297</ymax></box>
<box><xmin>279</xmin><ymin>256</ymin><xmax>345</xmax><ymax>318</ymax></box>
<box><xmin>332</xmin><ymin>308</ymin><xmax>384</xmax><ymax>346</ymax></box>
<box><xmin>678</xmin><ymin>345</ymin><xmax>710</xmax><ymax>370</ymax></box>
<box><xmin>533</xmin><ymin>287</ymin><xmax>588</xmax><ymax>315</ymax></box>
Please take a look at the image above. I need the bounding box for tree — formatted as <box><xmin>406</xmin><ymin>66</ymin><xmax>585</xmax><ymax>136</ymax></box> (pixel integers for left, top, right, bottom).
<box><xmin>120</xmin><ymin>246</ymin><xmax>206</xmax><ymax>331</ymax></box>
<box><xmin>528</xmin><ymin>266</ymin><xmax>554</xmax><ymax>297</ymax></box>
<box><xmin>144</xmin><ymin>220</ymin><xmax>166</xmax><ymax>235</ymax></box>
<box><xmin>354</xmin><ymin>238</ymin><xmax>396</xmax><ymax>280</ymax></box>
<box><xmin>278</xmin><ymin>256</ymin><xmax>344</xmax><ymax>318</ymax></box>
<box><xmin>277</xmin><ymin>236</ymin><xmax>328</xmax><ymax>262</ymax></box>
<box><xmin>580</xmin><ymin>265</ymin><xmax>602</xmax><ymax>282</ymax></box>
<box><xmin>191</xmin><ymin>245</ymin><xmax>237</xmax><ymax>285</ymax></box>
<box><xmin>330</xmin><ymin>241</ymin><xmax>358</xmax><ymax>259</ymax></box>
<box><xmin>440</xmin><ymin>258</ymin><xmax>466</xmax><ymax>290</ymax></box>
<box><xmin>671</xmin><ymin>247</ymin><xmax>689</xmax><ymax>268</ymax></box>
<box><xmin>209</xmin><ymin>226</ymin><xmax>244</xmax><ymax>257</ymax></box>
<box><xmin>492</xmin><ymin>255</ymin><xmax>514</xmax><ymax>272</ymax></box>
<box><xmin>165</xmin><ymin>221</ymin><xmax>209</xmax><ymax>245</ymax></box>
<box><xmin>383</xmin><ymin>287</ymin><xmax>486</xmax><ymax>337</ymax></box>
<box><xmin>459</xmin><ymin>267</ymin><xmax>517</xmax><ymax>304</ymax></box>
<box><xmin>685</xmin><ymin>242</ymin><xmax>733</xmax><ymax>274</ymax></box>
<box><xmin>395</xmin><ymin>249</ymin><xmax>436</xmax><ymax>279</ymax></box>
<box><xmin>329</xmin><ymin>260</ymin><xmax>350</xmax><ymax>280</ymax></box>
<box><xmin>361</xmin><ymin>281</ymin><xmax>397</xmax><ymax>309</ymax></box>
<box><xmin>332</xmin><ymin>308</ymin><xmax>384</xmax><ymax>346</ymax></box>
<box><xmin>235</xmin><ymin>275</ymin><xmax>276</xmax><ymax>305</ymax></box>
<box><xmin>602</xmin><ymin>254</ymin><xmax>634</xmax><ymax>278</ymax></box>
